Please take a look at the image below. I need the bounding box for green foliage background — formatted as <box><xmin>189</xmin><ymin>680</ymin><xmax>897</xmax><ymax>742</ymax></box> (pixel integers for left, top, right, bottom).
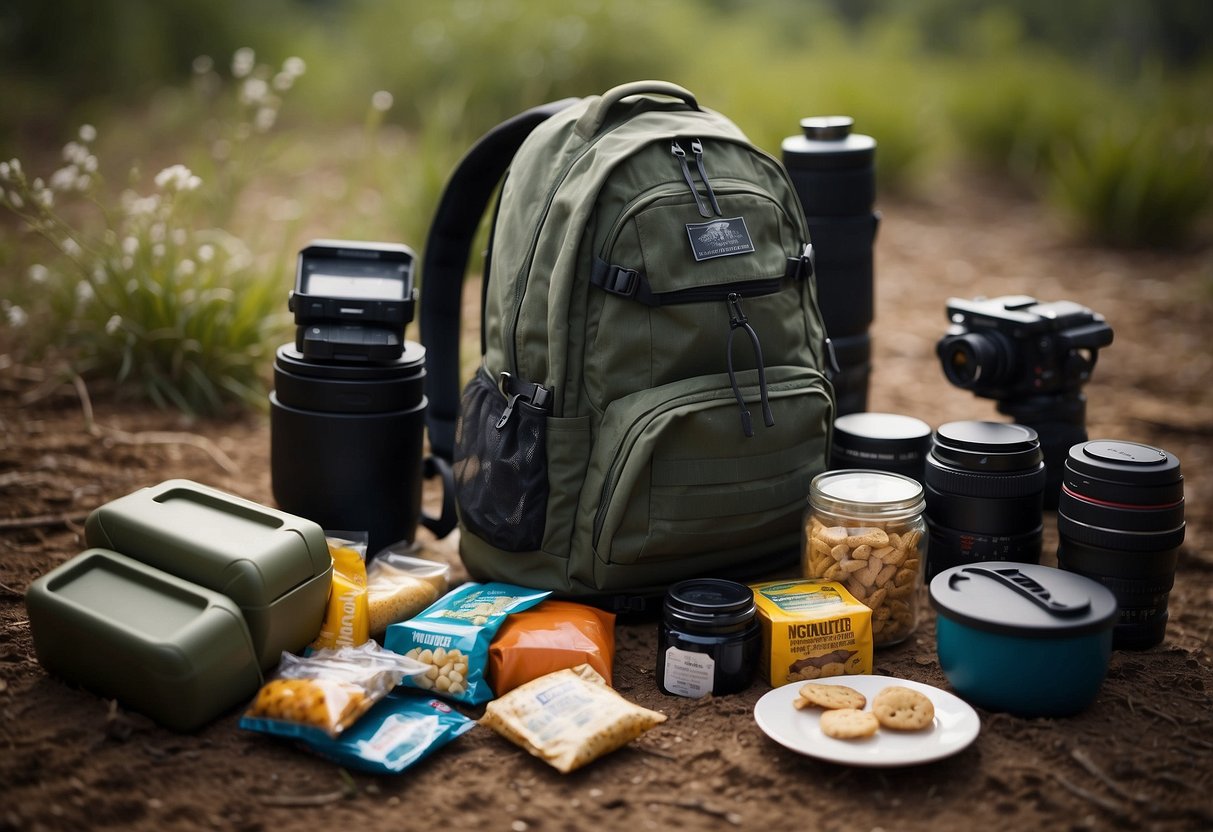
<box><xmin>0</xmin><ymin>0</ymin><xmax>1210</xmax><ymax>415</ymax></box>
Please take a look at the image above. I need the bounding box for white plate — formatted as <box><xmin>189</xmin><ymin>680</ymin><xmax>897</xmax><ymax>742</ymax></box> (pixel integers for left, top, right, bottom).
<box><xmin>753</xmin><ymin>675</ymin><xmax>980</xmax><ymax>767</ymax></box>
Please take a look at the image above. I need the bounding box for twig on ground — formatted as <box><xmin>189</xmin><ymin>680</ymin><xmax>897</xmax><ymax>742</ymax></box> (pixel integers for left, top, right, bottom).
<box><xmin>1070</xmin><ymin>747</ymin><xmax>1148</xmax><ymax>804</ymax></box>
<box><xmin>0</xmin><ymin>510</ymin><xmax>91</xmax><ymax>531</ymax></box>
<box><xmin>1052</xmin><ymin>772</ymin><xmax>1132</xmax><ymax>822</ymax></box>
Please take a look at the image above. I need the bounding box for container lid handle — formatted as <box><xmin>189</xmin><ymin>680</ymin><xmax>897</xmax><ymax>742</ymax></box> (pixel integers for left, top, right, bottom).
<box><xmin>956</xmin><ymin>566</ymin><xmax>1091</xmax><ymax>617</ymax></box>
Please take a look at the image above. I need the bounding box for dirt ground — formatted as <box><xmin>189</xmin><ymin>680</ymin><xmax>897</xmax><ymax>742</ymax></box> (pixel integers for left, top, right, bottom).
<box><xmin>2</xmin><ymin>174</ymin><xmax>1212</xmax><ymax>832</ymax></box>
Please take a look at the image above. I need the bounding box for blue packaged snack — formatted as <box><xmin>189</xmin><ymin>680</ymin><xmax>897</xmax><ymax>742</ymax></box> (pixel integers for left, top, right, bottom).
<box><xmin>384</xmin><ymin>582</ymin><xmax>550</xmax><ymax>704</ymax></box>
<box><xmin>242</xmin><ymin>691</ymin><xmax>474</xmax><ymax>774</ymax></box>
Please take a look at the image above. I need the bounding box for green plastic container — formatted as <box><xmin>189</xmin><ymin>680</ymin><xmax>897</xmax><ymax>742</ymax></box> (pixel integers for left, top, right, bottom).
<box><xmin>25</xmin><ymin>549</ymin><xmax>263</xmax><ymax>732</ymax></box>
<box><xmin>84</xmin><ymin>479</ymin><xmax>333</xmax><ymax>670</ymax></box>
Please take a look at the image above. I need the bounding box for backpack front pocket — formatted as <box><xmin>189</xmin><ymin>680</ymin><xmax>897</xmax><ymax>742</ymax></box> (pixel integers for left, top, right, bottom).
<box><xmin>583</xmin><ymin>365</ymin><xmax>831</xmax><ymax>567</ymax></box>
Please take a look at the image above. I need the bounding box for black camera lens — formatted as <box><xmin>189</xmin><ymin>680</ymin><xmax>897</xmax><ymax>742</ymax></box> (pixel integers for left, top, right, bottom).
<box><xmin>937</xmin><ymin>332</ymin><xmax>1010</xmax><ymax>390</ymax></box>
<box><xmin>270</xmin><ymin>343</ymin><xmax>429</xmax><ymax>555</ymax></box>
<box><xmin>782</xmin><ymin>116</ymin><xmax>878</xmax><ymax>415</ymax></box>
<box><xmin>1057</xmin><ymin>440</ymin><xmax>1185</xmax><ymax>650</ymax></box>
<box><xmin>830</xmin><ymin>412</ymin><xmax>932</xmax><ymax>484</ymax></box>
<box><xmin>924</xmin><ymin>420</ymin><xmax>1046</xmax><ymax>579</ymax></box>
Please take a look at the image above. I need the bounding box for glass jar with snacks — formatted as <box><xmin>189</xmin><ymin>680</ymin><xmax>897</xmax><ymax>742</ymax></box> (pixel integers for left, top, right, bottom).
<box><xmin>803</xmin><ymin>470</ymin><xmax>926</xmax><ymax>646</ymax></box>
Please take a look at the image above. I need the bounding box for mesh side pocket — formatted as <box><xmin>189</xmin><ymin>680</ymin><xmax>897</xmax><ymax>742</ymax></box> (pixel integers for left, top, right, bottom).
<box><xmin>453</xmin><ymin>370</ymin><xmax>549</xmax><ymax>552</ymax></box>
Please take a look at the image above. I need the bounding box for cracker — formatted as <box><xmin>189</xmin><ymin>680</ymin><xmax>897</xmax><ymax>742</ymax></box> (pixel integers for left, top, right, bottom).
<box><xmin>819</xmin><ymin>707</ymin><xmax>879</xmax><ymax>739</ymax></box>
<box><xmin>796</xmin><ymin>682</ymin><xmax>867</xmax><ymax>711</ymax></box>
<box><xmin>872</xmin><ymin>686</ymin><xmax>935</xmax><ymax>731</ymax></box>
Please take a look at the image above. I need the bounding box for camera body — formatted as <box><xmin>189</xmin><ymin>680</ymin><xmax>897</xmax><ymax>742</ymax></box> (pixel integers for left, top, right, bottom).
<box><xmin>936</xmin><ymin>295</ymin><xmax>1113</xmax><ymax>507</ymax></box>
<box><xmin>271</xmin><ymin>240</ymin><xmax>452</xmax><ymax>554</ymax></box>
<box><xmin>289</xmin><ymin>240</ymin><xmax>416</xmax><ymax>363</ymax></box>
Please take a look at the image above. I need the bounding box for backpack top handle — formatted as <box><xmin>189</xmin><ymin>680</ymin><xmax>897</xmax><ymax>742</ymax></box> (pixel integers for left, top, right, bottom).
<box><xmin>573</xmin><ymin>80</ymin><xmax>699</xmax><ymax>140</ymax></box>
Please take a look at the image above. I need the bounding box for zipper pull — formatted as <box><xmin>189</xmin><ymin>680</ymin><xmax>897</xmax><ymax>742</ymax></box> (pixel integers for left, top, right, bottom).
<box><xmin>690</xmin><ymin>139</ymin><xmax>722</xmax><ymax>216</ymax></box>
<box><xmin>725</xmin><ymin>293</ymin><xmax>775</xmax><ymax>437</ymax></box>
<box><xmin>671</xmin><ymin>141</ymin><xmax>711</xmax><ymax>218</ymax></box>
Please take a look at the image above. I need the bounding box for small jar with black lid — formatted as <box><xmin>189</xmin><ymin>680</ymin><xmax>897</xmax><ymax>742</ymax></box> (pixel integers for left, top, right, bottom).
<box><xmin>1057</xmin><ymin>439</ymin><xmax>1185</xmax><ymax>650</ymax></box>
<box><xmin>657</xmin><ymin>579</ymin><xmax>760</xmax><ymax>698</ymax></box>
<box><xmin>803</xmin><ymin>469</ymin><xmax>927</xmax><ymax>646</ymax></box>
<box><xmin>831</xmin><ymin>412</ymin><xmax>932</xmax><ymax>484</ymax></box>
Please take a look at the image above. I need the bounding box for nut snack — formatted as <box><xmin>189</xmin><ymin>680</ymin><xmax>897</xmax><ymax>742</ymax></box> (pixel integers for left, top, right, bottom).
<box><xmin>751</xmin><ymin>580</ymin><xmax>873</xmax><ymax>686</ymax></box>
<box><xmin>803</xmin><ymin>470</ymin><xmax>926</xmax><ymax>646</ymax></box>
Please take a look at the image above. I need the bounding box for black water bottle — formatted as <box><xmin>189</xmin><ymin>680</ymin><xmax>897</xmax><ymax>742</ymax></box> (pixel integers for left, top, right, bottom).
<box><xmin>782</xmin><ymin>116</ymin><xmax>879</xmax><ymax>416</ymax></box>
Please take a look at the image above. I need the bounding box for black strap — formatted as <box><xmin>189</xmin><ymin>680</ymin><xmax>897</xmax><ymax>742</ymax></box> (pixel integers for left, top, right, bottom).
<box><xmin>420</xmin><ymin>98</ymin><xmax>579</xmax><ymax>462</ymax></box>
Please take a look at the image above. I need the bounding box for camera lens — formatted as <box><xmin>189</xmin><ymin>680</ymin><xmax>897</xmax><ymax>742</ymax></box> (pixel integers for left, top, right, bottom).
<box><xmin>937</xmin><ymin>332</ymin><xmax>1009</xmax><ymax>390</ymax></box>
<box><xmin>924</xmin><ymin>420</ymin><xmax>1046</xmax><ymax>579</ymax></box>
<box><xmin>782</xmin><ymin>116</ymin><xmax>878</xmax><ymax>416</ymax></box>
<box><xmin>1057</xmin><ymin>440</ymin><xmax>1184</xmax><ymax>650</ymax></box>
<box><xmin>830</xmin><ymin>412</ymin><xmax>931</xmax><ymax>484</ymax></box>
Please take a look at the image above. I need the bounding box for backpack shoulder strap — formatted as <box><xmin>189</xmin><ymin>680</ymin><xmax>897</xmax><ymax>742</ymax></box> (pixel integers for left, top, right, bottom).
<box><xmin>420</xmin><ymin>98</ymin><xmax>579</xmax><ymax>462</ymax></box>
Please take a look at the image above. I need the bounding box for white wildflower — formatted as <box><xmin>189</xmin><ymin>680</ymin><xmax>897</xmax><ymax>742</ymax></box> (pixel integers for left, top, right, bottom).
<box><xmin>241</xmin><ymin>77</ymin><xmax>269</xmax><ymax>105</ymax></box>
<box><xmin>105</xmin><ymin>314</ymin><xmax>122</xmax><ymax>335</ymax></box>
<box><xmin>232</xmin><ymin>47</ymin><xmax>255</xmax><ymax>79</ymax></box>
<box><xmin>32</xmin><ymin>177</ymin><xmax>43</xmax><ymax>190</ymax></box>
<box><xmin>35</xmin><ymin>188</ymin><xmax>53</xmax><ymax>209</ymax></box>
<box><xmin>254</xmin><ymin>106</ymin><xmax>277</xmax><ymax>132</ymax></box>
<box><xmin>175</xmin><ymin>259</ymin><xmax>197</xmax><ymax>278</ymax></box>
<box><xmin>272</xmin><ymin>71</ymin><xmax>294</xmax><ymax>92</ymax></box>
<box><xmin>0</xmin><ymin>161</ymin><xmax>10</xmax><ymax>179</ymax></box>
<box><xmin>63</xmin><ymin>141</ymin><xmax>88</xmax><ymax>164</ymax></box>
<box><xmin>76</xmin><ymin>174</ymin><xmax>91</xmax><ymax>191</ymax></box>
<box><xmin>63</xmin><ymin>238</ymin><xmax>81</xmax><ymax>257</ymax></box>
<box><xmin>6</xmin><ymin>304</ymin><xmax>28</xmax><ymax>328</ymax></box>
<box><xmin>9</xmin><ymin>159</ymin><xmax>21</xmax><ymax>176</ymax></box>
<box><xmin>192</xmin><ymin>55</ymin><xmax>213</xmax><ymax>75</ymax></box>
<box><xmin>50</xmin><ymin>165</ymin><xmax>78</xmax><ymax>191</ymax></box>
<box><xmin>154</xmin><ymin>164</ymin><xmax>200</xmax><ymax>192</ymax></box>
<box><xmin>123</xmin><ymin>236</ymin><xmax>139</xmax><ymax>256</ymax></box>
<box><xmin>196</xmin><ymin>244</ymin><xmax>215</xmax><ymax>263</ymax></box>
<box><xmin>76</xmin><ymin>281</ymin><xmax>94</xmax><ymax>304</ymax></box>
<box><xmin>79</xmin><ymin>124</ymin><xmax>97</xmax><ymax>143</ymax></box>
<box><xmin>92</xmin><ymin>264</ymin><xmax>108</xmax><ymax>284</ymax></box>
<box><xmin>9</xmin><ymin>191</ymin><xmax>22</xmax><ymax>208</ymax></box>
<box><xmin>82</xmin><ymin>154</ymin><xmax>98</xmax><ymax>173</ymax></box>
<box><xmin>28</xmin><ymin>264</ymin><xmax>49</xmax><ymax>284</ymax></box>
<box><xmin>126</xmin><ymin>278</ymin><xmax>138</xmax><ymax>293</ymax></box>
<box><xmin>152</xmin><ymin>243</ymin><xmax>166</xmax><ymax>260</ymax></box>
<box><xmin>283</xmin><ymin>56</ymin><xmax>306</xmax><ymax>77</ymax></box>
<box><xmin>371</xmin><ymin>90</ymin><xmax>394</xmax><ymax>112</ymax></box>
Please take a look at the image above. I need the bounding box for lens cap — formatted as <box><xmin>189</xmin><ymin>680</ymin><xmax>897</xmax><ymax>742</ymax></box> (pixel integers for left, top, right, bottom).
<box><xmin>1063</xmin><ymin>439</ymin><xmax>1183</xmax><ymax>508</ymax></box>
<box><xmin>931</xmin><ymin>421</ymin><xmax>1042</xmax><ymax>472</ymax></box>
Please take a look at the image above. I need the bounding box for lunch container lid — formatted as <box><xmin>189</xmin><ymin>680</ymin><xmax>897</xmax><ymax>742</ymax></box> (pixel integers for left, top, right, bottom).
<box><xmin>665</xmin><ymin>578</ymin><xmax>756</xmax><ymax>630</ymax></box>
<box><xmin>833</xmin><ymin>412</ymin><xmax>931</xmax><ymax>456</ymax></box>
<box><xmin>930</xmin><ymin>562</ymin><xmax>1117</xmax><ymax>638</ymax></box>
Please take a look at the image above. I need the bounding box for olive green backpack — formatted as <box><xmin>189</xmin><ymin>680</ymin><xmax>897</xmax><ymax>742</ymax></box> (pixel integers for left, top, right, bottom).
<box><xmin>421</xmin><ymin>81</ymin><xmax>834</xmax><ymax>610</ymax></box>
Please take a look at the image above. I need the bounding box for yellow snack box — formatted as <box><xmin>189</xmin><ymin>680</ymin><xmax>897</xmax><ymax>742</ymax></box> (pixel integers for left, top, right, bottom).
<box><xmin>750</xmin><ymin>580</ymin><xmax>873</xmax><ymax>687</ymax></box>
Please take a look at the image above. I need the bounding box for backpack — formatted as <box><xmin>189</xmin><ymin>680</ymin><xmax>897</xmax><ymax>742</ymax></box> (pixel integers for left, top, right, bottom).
<box><xmin>421</xmin><ymin>81</ymin><xmax>835</xmax><ymax>609</ymax></box>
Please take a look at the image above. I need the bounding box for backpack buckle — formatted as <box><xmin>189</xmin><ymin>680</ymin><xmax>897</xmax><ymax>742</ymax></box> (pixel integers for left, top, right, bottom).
<box><xmin>603</xmin><ymin>265</ymin><xmax>639</xmax><ymax>297</ymax></box>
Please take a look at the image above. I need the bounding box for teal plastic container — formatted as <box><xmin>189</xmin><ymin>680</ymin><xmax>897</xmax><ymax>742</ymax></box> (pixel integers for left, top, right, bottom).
<box><xmin>930</xmin><ymin>562</ymin><xmax>1117</xmax><ymax>717</ymax></box>
<box><xmin>84</xmin><ymin>479</ymin><xmax>333</xmax><ymax>670</ymax></box>
<box><xmin>25</xmin><ymin>549</ymin><xmax>263</xmax><ymax>732</ymax></box>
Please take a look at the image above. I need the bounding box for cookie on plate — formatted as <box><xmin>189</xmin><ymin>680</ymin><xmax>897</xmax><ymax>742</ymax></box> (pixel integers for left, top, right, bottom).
<box><xmin>819</xmin><ymin>707</ymin><xmax>880</xmax><ymax>739</ymax></box>
<box><xmin>872</xmin><ymin>685</ymin><xmax>935</xmax><ymax>730</ymax></box>
<box><xmin>792</xmin><ymin>682</ymin><xmax>867</xmax><ymax>711</ymax></box>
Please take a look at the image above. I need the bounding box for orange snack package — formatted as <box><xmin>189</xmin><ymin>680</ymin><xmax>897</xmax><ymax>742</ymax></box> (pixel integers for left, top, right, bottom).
<box><xmin>487</xmin><ymin>600</ymin><xmax>616</xmax><ymax>696</ymax></box>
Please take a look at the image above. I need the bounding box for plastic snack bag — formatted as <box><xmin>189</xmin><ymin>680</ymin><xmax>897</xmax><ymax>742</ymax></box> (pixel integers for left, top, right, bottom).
<box><xmin>383</xmin><ymin>582</ymin><xmax>550</xmax><ymax>705</ymax></box>
<box><xmin>310</xmin><ymin>534</ymin><xmax>370</xmax><ymax>650</ymax></box>
<box><xmin>488</xmin><ymin>600</ymin><xmax>616</xmax><ymax>695</ymax></box>
<box><xmin>365</xmin><ymin>545</ymin><xmax>451</xmax><ymax>637</ymax></box>
<box><xmin>241</xmin><ymin>641</ymin><xmax>428</xmax><ymax>739</ymax></box>
<box><xmin>480</xmin><ymin>664</ymin><xmax>667</xmax><ymax>773</ymax></box>
<box><xmin>290</xmin><ymin>691</ymin><xmax>475</xmax><ymax>774</ymax></box>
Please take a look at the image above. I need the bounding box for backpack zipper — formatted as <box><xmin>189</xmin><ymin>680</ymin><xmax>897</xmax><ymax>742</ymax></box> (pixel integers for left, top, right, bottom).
<box><xmin>725</xmin><ymin>292</ymin><xmax>774</xmax><ymax>437</ymax></box>
<box><xmin>671</xmin><ymin>141</ymin><xmax>712</xmax><ymax>218</ymax></box>
<box><xmin>690</xmin><ymin>139</ymin><xmax>722</xmax><ymax>216</ymax></box>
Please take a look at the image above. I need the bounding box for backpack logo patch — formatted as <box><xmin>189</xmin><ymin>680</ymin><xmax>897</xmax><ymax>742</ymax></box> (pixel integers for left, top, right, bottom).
<box><xmin>686</xmin><ymin>217</ymin><xmax>756</xmax><ymax>261</ymax></box>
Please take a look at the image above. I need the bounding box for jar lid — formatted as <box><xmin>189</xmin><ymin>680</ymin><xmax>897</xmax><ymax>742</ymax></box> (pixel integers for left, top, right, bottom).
<box><xmin>929</xmin><ymin>562</ymin><xmax>1117</xmax><ymax>638</ymax></box>
<box><xmin>665</xmin><ymin>579</ymin><xmax>756</xmax><ymax>629</ymax></box>
<box><xmin>810</xmin><ymin>470</ymin><xmax>925</xmax><ymax>517</ymax></box>
<box><xmin>931</xmin><ymin>421</ymin><xmax>1042</xmax><ymax>472</ymax></box>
